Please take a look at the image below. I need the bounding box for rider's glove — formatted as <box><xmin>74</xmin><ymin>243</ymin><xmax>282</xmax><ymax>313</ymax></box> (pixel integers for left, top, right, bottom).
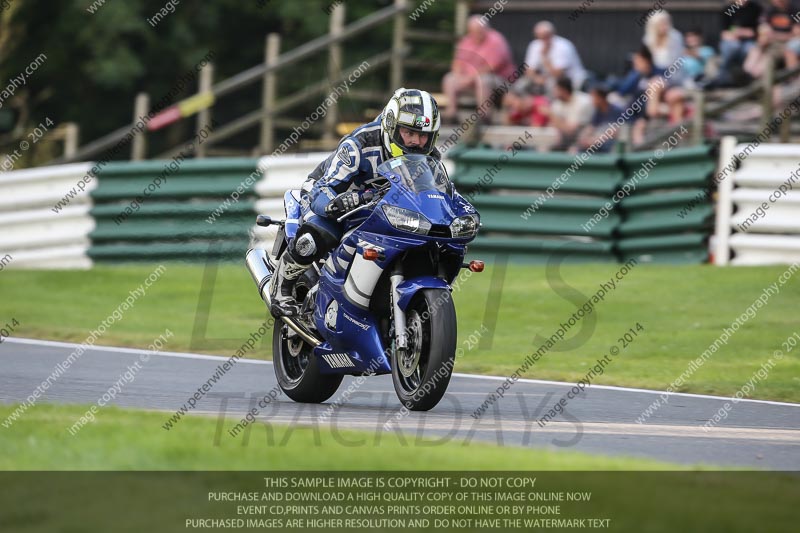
<box><xmin>325</xmin><ymin>191</ymin><xmax>363</xmax><ymax>217</ymax></box>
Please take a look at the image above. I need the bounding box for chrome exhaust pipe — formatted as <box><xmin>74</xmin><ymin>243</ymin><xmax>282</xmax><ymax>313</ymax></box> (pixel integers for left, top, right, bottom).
<box><xmin>245</xmin><ymin>248</ymin><xmax>322</xmax><ymax>348</ymax></box>
<box><xmin>245</xmin><ymin>248</ymin><xmax>274</xmax><ymax>303</ymax></box>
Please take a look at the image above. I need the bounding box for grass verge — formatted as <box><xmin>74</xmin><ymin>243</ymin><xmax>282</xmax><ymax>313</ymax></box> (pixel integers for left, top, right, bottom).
<box><xmin>1</xmin><ymin>403</ymin><xmax>677</xmax><ymax>470</ymax></box>
<box><xmin>2</xmin><ymin>404</ymin><xmax>798</xmax><ymax>532</ymax></box>
<box><xmin>0</xmin><ymin>263</ymin><xmax>798</xmax><ymax>401</ymax></box>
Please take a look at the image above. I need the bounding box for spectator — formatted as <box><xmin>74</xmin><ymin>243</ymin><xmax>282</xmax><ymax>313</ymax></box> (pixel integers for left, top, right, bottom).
<box><xmin>744</xmin><ymin>24</ymin><xmax>781</xmax><ymax>78</ymax></box>
<box><xmin>542</xmin><ymin>76</ymin><xmax>594</xmax><ymax>150</ymax></box>
<box><xmin>441</xmin><ymin>15</ymin><xmax>515</xmax><ymax>124</ymax></box>
<box><xmin>716</xmin><ymin>0</ymin><xmax>762</xmax><ymax>86</ymax></box>
<box><xmin>681</xmin><ymin>28</ymin><xmax>717</xmax><ymax>83</ymax></box>
<box><xmin>502</xmin><ymin>21</ymin><xmax>586</xmax><ymax>126</ymax></box>
<box><xmin>613</xmin><ymin>46</ymin><xmax>666</xmax><ymax>144</ymax></box>
<box><xmin>523</xmin><ymin>21</ymin><xmax>587</xmax><ymax>91</ymax></box>
<box><xmin>762</xmin><ymin>0</ymin><xmax>800</xmax><ymax>70</ymax></box>
<box><xmin>575</xmin><ymin>84</ymin><xmax>625</xmax><ymax>154</ymax></box>
<box><xmin>643</xmin><ymin>11</ymin><xmax>685</xmax><ymax>72</ymax></box>
<box><xmin>744</xmin><ymin>23</ymin><xmax>800</xmax><ymax>110</ymax></box>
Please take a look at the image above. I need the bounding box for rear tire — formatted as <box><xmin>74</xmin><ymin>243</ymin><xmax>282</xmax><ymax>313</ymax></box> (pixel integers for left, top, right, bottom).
<box><xmin>272</xmin><ymin>321</ymin><xmax>342</xmax><ymax>403</ymax></box>
<box><xmin>391</xmin><ymin>289</ymin><xmax>457</xmax><ymax>411</ymax></box>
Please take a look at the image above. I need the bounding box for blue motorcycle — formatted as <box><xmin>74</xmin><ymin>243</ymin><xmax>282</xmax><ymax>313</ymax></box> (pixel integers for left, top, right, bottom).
<box><xmin>246</xmin><ymin>154</ymin><xmax>482</xmax><ymax>411</ymax></box>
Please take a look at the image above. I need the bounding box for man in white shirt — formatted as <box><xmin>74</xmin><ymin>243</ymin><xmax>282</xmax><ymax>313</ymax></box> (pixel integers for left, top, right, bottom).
<box><xmin>525</xmin><ymin>21</ymin><xmax>587</xmax><ymax>91</ymax></box>
<box><xmin>502</xmin><ymin>21</ymin><xmax>587</xmax><ymax>124</ymax></box>
<box><xmin>543</xmin><ymin>76</ymin><xmax>594</xmax><ymax>150</ymax></box>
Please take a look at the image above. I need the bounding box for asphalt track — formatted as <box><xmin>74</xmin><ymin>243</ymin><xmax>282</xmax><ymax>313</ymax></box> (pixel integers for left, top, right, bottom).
<box><xmin>1</xmin><ymin>337</ymin><xmax>798</xmax><ymax>469</ymax></box>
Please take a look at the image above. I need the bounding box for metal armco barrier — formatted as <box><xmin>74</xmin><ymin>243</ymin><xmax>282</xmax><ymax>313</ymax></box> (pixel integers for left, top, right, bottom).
<box><xmin>714</xmin><ymin>138</ymin><xmax>800</xmax><ymax>266</ymax></box>
<box><xmin>0</xmin><ymin>164</ymin><xmax>96</xmax><ymax>269</ymax></box>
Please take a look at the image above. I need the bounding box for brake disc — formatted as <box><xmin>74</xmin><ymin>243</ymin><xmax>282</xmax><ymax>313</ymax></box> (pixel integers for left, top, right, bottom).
<box><xmin>399</xmin><ymin>311</ymin><xmax>423</xmax><ymax>378</ymax></box>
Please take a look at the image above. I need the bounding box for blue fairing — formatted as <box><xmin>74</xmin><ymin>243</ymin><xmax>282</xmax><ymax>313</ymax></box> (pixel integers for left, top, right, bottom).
<box><xmin>283</xmin><ymin>190</ymin><xmax>302</xmax><ymax>239</ymax></box>
<box><xmin>395</xmin><ymin>277</ymin><xmax>451</xmax><ymax>310</ymax></box>
<box><xmin>299</xmin><ymin>154</ymin><xmax>479</xmax><ymax>376</ymax></box>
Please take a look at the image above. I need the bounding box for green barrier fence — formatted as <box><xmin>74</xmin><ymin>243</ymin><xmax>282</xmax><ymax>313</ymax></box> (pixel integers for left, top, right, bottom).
<box><xmin>86</xmin><ymin>146</ymin><xmax>716</xmax><ymax>264</ymax></box>
<box><xmin>451</xmin><ymin>144</ymin><xmax>717</xmax><ymax>264</ymax></box>
<box><xmin>89</xmin><ymin>158</ymin><xmax>259</xmax><ymax>262</ymax></box>
<box><xmin>618</xmin><ymin>146</ymin><xmax>716</xmax><ymax>263</ymax></box>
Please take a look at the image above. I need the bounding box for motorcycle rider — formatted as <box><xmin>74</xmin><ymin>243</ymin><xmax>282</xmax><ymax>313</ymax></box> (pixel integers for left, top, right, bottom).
<box><xmin>268</xmin><ymin>88</ymin><xmax>442</xmax><ymax>317</ymax></box>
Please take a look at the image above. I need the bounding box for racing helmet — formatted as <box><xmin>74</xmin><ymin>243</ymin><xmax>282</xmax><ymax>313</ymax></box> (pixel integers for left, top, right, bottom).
<box><xmin>381</xmin><ymin>88</ymin><xmax>440</xmax><ymax>157</ymax></box>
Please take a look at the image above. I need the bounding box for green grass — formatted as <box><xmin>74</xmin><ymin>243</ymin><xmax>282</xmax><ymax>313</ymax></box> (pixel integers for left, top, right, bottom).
<box><xmin>2</xmin><ymin>404</ymin><xmax>799</xmax><ymax>533</ymax></box>
<box><xmin>0</xmin><ymin>403</ymin><xmax>675</xmax><ymax>470</ymax></box>
<box><xmin>1</xmin><ymin>262</ymin><xmax>798</xmax><ymax>402</ymax></box>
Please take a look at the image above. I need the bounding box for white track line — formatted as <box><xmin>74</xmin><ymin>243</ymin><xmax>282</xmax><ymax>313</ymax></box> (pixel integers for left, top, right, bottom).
<box><xmin>5</xmin><ymin>337</ymin><xmax>799</xmax><ymax>407</ymax></box>
<box><xmin>2</xmin><ymin>336</ymin><xmax>270</xmax><ymax>364</ymax></box>
<box><xmin>453</xmin><ymin>374</ymin><xmax>800</xmax><ymax>407</ymax></box>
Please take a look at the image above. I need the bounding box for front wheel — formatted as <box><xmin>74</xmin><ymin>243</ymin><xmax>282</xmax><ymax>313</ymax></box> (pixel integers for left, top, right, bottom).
<box><xmin>273</xmin><ymin>321</ymin><xmax>342</xmax><ymax>403</ymax></box>
<box><xmin>391</xmin><ymin>289</ymin><xmax>457</xmax><ymax>411</ymax></box>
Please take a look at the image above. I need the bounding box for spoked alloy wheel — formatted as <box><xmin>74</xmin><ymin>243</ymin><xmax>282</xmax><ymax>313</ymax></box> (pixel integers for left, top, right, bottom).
<box><xmin>391</xmin><ymin>289</ymin><xmax>457</xmax><ymax>411</ymax></box>
<box><xmin>273</xmin><ymin>321</ymin><xmax>342</xmax><ymax>403</ymax></box>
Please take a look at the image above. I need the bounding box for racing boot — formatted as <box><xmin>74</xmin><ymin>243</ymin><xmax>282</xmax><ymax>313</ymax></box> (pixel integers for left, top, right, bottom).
<box><xmin>268</xmin><ymin>253</ymin><xmax>310</xmax><ymax>317</ymax></box>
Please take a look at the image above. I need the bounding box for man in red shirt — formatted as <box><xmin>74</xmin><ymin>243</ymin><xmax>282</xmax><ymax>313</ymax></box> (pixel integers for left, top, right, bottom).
<box><xmin>441</xmin><ymin>15</ymin><xmax>515</xmax><ymax>124</ymax></box>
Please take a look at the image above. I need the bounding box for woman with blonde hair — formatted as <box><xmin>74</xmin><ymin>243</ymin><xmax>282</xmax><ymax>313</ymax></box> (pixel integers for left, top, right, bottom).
<box><xmin>643</xmin><ymin>11</ymin><xmax>685</xmax><ymax>71</ymax></box>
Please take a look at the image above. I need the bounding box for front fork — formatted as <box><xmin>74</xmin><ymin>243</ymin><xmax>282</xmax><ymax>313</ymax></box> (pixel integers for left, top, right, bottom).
<box><xmin>390</xmin><ymin>270</ymin><xmax>408</xmax><ymax>351</ymax></box>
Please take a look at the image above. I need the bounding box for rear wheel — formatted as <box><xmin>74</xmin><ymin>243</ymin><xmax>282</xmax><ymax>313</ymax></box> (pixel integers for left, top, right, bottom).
<box><xmin>391</xmin><ymin>289</ymin><xmax>457</xmax><ymax>411</ymax></box>
<box><xmin>273</xmin><ymin>321</ymin><xmax>342</xmax><ymax>403</ymax></box>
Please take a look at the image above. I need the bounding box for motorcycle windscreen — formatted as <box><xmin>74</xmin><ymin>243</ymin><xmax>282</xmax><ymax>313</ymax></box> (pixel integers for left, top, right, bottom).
<box><xmin>377</xmin><ymin>154</ymin><xmax>453</xmax><ymax>198</ymax></box>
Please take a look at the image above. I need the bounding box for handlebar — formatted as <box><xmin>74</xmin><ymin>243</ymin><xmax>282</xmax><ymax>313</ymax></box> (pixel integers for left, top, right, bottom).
<box><xmin>335</xmin><ymin>184</ymin><xmax>391</xmax><ymax>223</ymax></box>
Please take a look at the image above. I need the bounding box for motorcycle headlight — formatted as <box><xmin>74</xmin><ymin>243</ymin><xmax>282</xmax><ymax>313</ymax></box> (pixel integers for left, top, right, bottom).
<box><xmin>450</xmin><ymin>215</ymin><xmax>480</xmax><ymax>238</ymax></box>
<box><xmin>382</xmin><ymin>205</ymin><xmax>432</xmax><ymax>235</ymax></box>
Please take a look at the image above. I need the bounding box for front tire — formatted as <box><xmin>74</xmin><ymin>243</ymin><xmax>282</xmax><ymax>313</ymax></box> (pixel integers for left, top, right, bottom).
<box><xmin>391</xmin><ymin>289</ymin><xmax>457</xmax><ymax>411</ymax></box>
<box><xmin>273</xmin><ymin>321</ymin><xmax>342</xmax><ymax>403</ymax></box>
